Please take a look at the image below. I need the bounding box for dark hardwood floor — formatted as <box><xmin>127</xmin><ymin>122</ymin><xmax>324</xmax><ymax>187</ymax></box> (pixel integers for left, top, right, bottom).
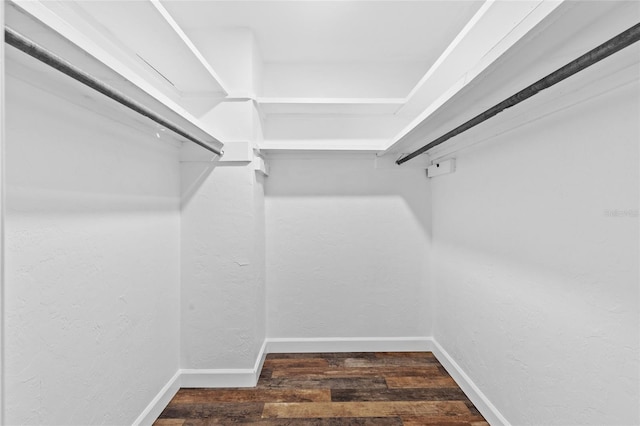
<box><xmin>154</xmin><ymin>352</ymin><xmax>488</xmax><ymax>425</ymax></box>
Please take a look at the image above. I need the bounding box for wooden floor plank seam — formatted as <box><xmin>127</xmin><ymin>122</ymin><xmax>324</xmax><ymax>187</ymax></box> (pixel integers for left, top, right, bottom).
<box><xmin>154</xmin><ymin>352</ymin><xmax>488</xmax><ymax>425</ymax></box>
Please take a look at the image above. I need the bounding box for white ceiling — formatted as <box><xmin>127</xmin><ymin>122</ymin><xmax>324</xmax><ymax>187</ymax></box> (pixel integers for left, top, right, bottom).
<box><xmin>161</xmin><ymin>1</ymin><xmax>483</xmax><ymax>63</ymax></box>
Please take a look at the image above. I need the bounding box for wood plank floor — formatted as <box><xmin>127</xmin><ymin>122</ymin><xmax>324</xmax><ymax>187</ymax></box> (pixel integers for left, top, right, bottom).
<box><xmin>155</xmin><ymin>352</ymin><xmax>488</xmax><ymax>425</ymax></box>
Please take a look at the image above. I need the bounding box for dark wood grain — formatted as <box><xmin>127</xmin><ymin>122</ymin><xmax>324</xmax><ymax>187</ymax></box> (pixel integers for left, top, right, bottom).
<box><xmin>339</xmin><ymin>357</ymin><xmax>440</xmax><ymax>368</ymax></box>
<box><xmin>374</xmin><ymin>352</ymin><xmax>437</xmax><ymax>359</ymax></box>
<box><xmin>172</xmin><ymin>388</ymin><xmax>331</xmax><ymax>403</ymax></box>
<box><xmin>182</xmin><ymin>418</ymin><xmax>403</xmax><ymax>425</ymax></box>
<box><xmin>402</xmin><ymin>416</ymin><xmax>489</xmax><ymax>426</ymax></box>
<box><xmin>270</xmin><ymin>366</ymin><xmax>442</xmax><ymax>379</ymax></box>
<box><xmin>385</xmin><ymin>376</ymin><xmax>458</xmax><ymax>389</ymax></box>
<box><xmin>331</xmin><ymin>387</ymin><xmax>468</xmax><ymax>402</ymax></box>
<box><xmin>154</xmin><ymin>420</ymin><xmax>185</xmax><ymax>426</ymax></box>
<box><xmin>159</xmin><ymin>402</ymin><xmax>264</xmax><ymax>420</ymax></box>
<box><xmin>154</xmin><ymin>352</ymin><xmax>486</xmax><ymax>425</ymax></box>
<box><xmin>265</xmin><ymin>352</ymin><xmax>378</xmax><ymax>360</ymax></box>
<box><xmin>257</xmin><ymin>377</ymin><xmax>389</xmax><ymax>390</ymax></box>
<box><xmin>261</xmin><ymin>401</ymin><xmax>471</xmax><ymax>418</ymax></box>
<box><xmin>263</xmin><ymin>358</ymin><xmax>331</xmax><ymax>369</ymax></box>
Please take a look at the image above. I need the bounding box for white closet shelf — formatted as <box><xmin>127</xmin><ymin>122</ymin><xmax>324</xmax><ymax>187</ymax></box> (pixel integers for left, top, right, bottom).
<box><xmin>48</xmin><ymin>0</ymin><xmax>228</xmax><ymax>96</ymax></box>
<box><xmin>7</xmin><ymin>0</ymin><xmax>225</xmax><ymax>155</ymax></box>
<box><xmin>259</xmin><ymin>139</ymin><xmax>388</xmax><ymax>152</ymax></box>
<box><xmin>257</xmin><ymin>98</ymin><xmax>406</xmax><ymax>115</ymax></box>
<box><xmin>385</xmin><ymin>0</ymin><xmax>564</xmax><ymax>155</ymax></box>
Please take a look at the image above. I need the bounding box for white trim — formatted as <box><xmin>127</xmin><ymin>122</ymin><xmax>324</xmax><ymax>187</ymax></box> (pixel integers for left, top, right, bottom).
<box><xmin>265</xmin><ymin>337</ymin><xmax>433</xmax><ymax>354</ymax></box>
<box><xmin>385</xmin><ymin>0</ymin><xmax>564</xmax><ymax>154</ymax></box>
<box><xmin>256</xmin><ymin>97</ymin><xmax>406</xmax><ymax>105</ymax></box>
<box><xmin>256</xmin><ymin>98</ymin><xmax>406</xmax><ymax>116</ymax></box>
<box><xmin>135</xmin><ymin>338</ymin><xmax>509</xmax><ymax>426</ymax></box>
<box><xmin>259</xmin><ymin>139</ymin><xmax>387</xmax><ymax>152</ymax></box>
<box><xmin>134</xmin><ymin>341</ymin><xmax>267</xmax><ymax>424</ymax></box>
<box><xmin>400</xmin><ymin>0</ymin><xmax>495</xmax><ymax>105</ymax></box>
<box><xmin>148</xmin><ymin>0</ymin><xmax>230</xmax><ymax>95</ymax></box>
<box><xmin>180</xmin><ymin>339</ymin><xmax>267</xmax><ymax>388</ymax></box>
<box><xmin>253</xmin><ymin>339</ymin><xmax>268</xmax><ymax>381</ymax></box>
<box><xmin>431</xmin><ymin>339</ymin><xmax>511</xmax><ymax>426</ymax></box>
<box><xmin>180</xmin><ymin>368</ymin><xmax>258</xmax><ymax>388</ymax></box>
<box><xmin>132</xmin><ymin>370</ymin><xmax>181</xmax><ymax>426</ymax></box>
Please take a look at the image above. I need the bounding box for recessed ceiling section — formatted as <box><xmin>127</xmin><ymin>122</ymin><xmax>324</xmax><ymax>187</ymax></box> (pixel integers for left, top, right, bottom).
<box><xmin>158</xmin><ymin>0</ymin><xmax>497</xmax><ymax>149</ymax></box>
<box><xmin>161</xmin><ymin>1</ymin><xmax>483</xmax><ymax>65</ymax></box>
<box><xmin>160</xmin><ymin>0</ymin><xmax>487</xmax><ymax>106</ymax></box>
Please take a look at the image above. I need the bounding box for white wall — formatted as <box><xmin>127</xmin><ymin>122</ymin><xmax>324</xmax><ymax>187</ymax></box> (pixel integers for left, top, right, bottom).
<box><xmin>430</xmin><ymin>75</ymin><xmax>639</xmax><ymax>424</ymax></box>
<box><xmin>264</xmin><ymin>115</ymin><xmax>405</xmax><ymax>145</ymax></box>
<box><xmin>265</xmin><ymin>154</ymin><xmax>431</xmax><ymax>339</ymax></box>
<box><xmin>181</xmin><ymin>162</ymin><xmax>266</xmax><ymax>370</ymax></box>
<box><xmin>188</xmin><ymin>28</ymin><xmax>257</xmax><ymax>97</ymax></box>
<box><xmin>3</xmin><ymin>62</ymin><xmax>181</xmax><ymax>424</ymax></box>
<box><xmin>179</xmin><ymin>33</ymin><xmax>267</xmax><ymax>373</ymax></box>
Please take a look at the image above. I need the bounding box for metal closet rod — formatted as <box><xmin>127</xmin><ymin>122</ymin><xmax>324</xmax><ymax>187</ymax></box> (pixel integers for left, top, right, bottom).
<box><xmin>397</xmin><ymin>22</ymin><xmax>640</xmax><ymax>165</ymax></box>
<box><xmin>4</xmin><ymin>27</ymin><xmax>224</xmax><ymax>157</ymax></box>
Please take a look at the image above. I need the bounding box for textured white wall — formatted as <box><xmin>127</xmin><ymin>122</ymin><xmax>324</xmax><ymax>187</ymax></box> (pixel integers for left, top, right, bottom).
<box><xmin>179</xmin><ymin>30</ymin><xmax>266</xmax><ymax>372</ymax></box>
<box><xmin>181</xmin><ymin>163</ymin><xmax>266</xmax><ymax>369</ymax></box>
<box><xmin>3</xmin><ymin>69</ymin><xmax>181</xmax><ymax>423</ymax></box>
<box><xmin>263</xmin><ymin>115</ymin><xmax>405</xmax><ymax>145</ymax></box>
<box><xmin>265</xmin><ymin>154</ymin><xmax>431</xmax><ymax>338</ymax></box>
<box><xmin>431</xmin><ymin>79</ymin><xmax>639</xmax><ymax>424</ymax></box>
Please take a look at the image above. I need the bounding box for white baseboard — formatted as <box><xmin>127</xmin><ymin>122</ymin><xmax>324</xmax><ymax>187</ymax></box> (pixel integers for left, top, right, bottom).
<box><xmin>132</xmin><ymin>370</ymin><xmax>181</xmax><ymax>426</ymax></box>
<box><xmin>430</xmin><ymin>339</ymin><xmax>510</xmax><ymax>426</ymax></box>
<box><xmin>265</xmin><ymin>336</ymin><xmax>433</xmax><ymax>353</ymax></box>
<box><xmin>254</xmin><ymin>338</ymin><xmax>268</xmax><ymax>381</ymax></box>
<box><xmin>137</xmin><ymin>337</ymin><xmax>508</xmax><ymax>426</ymax></box>
<box><xmin>180</xmin><ymin>368</ymin><xmax>258</xmax><ymax>388</ymax></box>
<box><xmin>181</xmin><ymin>339</ymin><xmax>268</xmax><ymax>388</ymax></box>
<box><xmin>135</xmin><ymin>340</ymin><xmax>267</xmax><ymax>426</ymax></box>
